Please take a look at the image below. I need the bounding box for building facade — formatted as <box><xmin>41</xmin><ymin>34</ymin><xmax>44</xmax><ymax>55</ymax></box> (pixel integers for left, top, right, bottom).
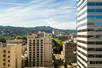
<box><xmin>63</xmin><ymin>42</ymin><xmax>76</xmax><ymax>64</ymax></box>
<box><xmin>27</xmin><ymin>34</ymin><xmax>53</xmax><ymax>67</ymax></box>
<box><xmin>0</xmin><ymin>42</ymin><xmax>22</xmax><ymax>68</ymax></box>
<box><xmin>77</xmin><ymin>0</ymin><xmax>102</xmax><ymax>68</ymax></box>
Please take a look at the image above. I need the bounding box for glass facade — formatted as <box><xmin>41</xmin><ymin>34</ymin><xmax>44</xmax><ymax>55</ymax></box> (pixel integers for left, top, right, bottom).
<box><xmin>88</xmin><ymin>2</ymin><xmax>102</xmax><ymax>6</ymax></box>
<box><xmin>88</xmin><ymin>9</ymin><xmax>102</xmax><ymax>12</ymax></box>
<box><xmin>77</xmin><ymin>0</ymin><xmax>102</xmax><ymax>68</ymax></box>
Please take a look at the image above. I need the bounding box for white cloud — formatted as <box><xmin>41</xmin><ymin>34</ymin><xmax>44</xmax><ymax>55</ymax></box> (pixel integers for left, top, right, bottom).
<box><xmin>48</xmin><ymin>20</ymin><xmax>76</xmax><ymax>29</ymax></box>
<box><xmin>0</xmin><ymin>0</ymin><xmax>76</xmax><ymax>29</ymax></box>
<box><xmin>46</xmin><ymin>18</ymin><xmax>55</xmax><ymax>24</ymax></box>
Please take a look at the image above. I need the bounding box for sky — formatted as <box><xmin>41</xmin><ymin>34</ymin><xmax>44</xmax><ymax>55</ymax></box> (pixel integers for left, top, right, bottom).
<box><xmin>0</xmin><ymin>0</ymin><xmax>76</xmax><ymax>29</ymax></box>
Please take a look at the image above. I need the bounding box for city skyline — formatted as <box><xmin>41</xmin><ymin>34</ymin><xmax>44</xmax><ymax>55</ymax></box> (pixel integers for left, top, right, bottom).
<box><xmin>0</xmin><ymin>0</ymin><xmax>76</xmax><ymax>29</ymax></box>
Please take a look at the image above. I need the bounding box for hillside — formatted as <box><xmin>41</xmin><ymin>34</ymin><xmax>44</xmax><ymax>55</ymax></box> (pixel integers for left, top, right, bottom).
<box><xmin>0</xmin><ymin>26</ymin><xmax>76</xmax><ymax>35</ymax></box>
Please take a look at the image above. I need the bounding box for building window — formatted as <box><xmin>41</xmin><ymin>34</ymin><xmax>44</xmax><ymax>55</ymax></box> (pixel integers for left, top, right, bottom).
<box><xmin>3</xmin><ymin>59</ymin><xmax>6</xmax><ymax>61</ymax></box>
<box><xmin>8</xmin><ymin>56</ymin><xmax>10</xmax><ymax>58</ymax></box>
<box><xmin>37</xmin><ymin>55</ymin><xmax>39</xmax><ymax>57</ymax></box>
<box><xmin>88</xmin><ymin>2</ymin><xmax>102</xmax><ymax>6</ymax></box>
<box><xmin>3</xmin><ymin>55</ymin><xmax>6</xmax><ymax>57</ymax></box>
<box><xmin>33</xmin><ymin>64</ymin><xmax>35</xmax><ymax>66</ymax></box>
<box><xmin>33</xmin><ymin>40</ymin><xmax>35</xmax><ymax>41</ymax></box>
<box><xmin>88</xmin><ymin>9</ymin><xmax>102</xmax><ymax>12</ymax></box>
<box><xmin>29</xmin><ymin>44</ymin><xmax>31</xmax><ymax>46</ymax></box>
<box><xmin>37</xmin><ymin>63</ymin><xmax>39</xmax><ymax>66</ymax></box>
<box><xmin>8</xmin><ymin>60</ymin><xmax>10</xmax><ymax>62</ymax></box>
<box><xmin>41</xmin><ymin>40</ymin><xmax>43</xmax><ymax>43</ymax></box>
<box><xmin>3</xmin><ymin>50</ymin><xmax>6</xmax><ymax>53</ymax></box>
<box><xmin>8</xmin><ymin>51</ymin><xmax>10</xmax><ymax>53</ymax></box>
<box><xmin>29</xmin><ymin>59</ymin><xmax>32</xmax><ymax>60</ymax></box>
<box><xmin>8</xmin><ymin>64</ymin><xmax>10</xmax><ymax>66</ymax></box>
<box><xmin>90</xmin><ymin>61</ymin><xmax>102</xmax><ymax>64</ymax></box>
<box><xmin>3</xmin><ymin>63</ymin><xmax>6</xmax><ymax>65</ymax></box>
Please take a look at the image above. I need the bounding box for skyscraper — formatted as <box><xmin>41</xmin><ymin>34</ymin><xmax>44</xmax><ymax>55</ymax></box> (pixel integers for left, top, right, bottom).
<box><xmin>77</xmin><ymin>0</ymin><xmax>102</xmax><ymax>68</ymax></box>
<box><xmin>27</xmin><ymin>34</ymin><xmax>53</xmax><ymax>68</ymax></box>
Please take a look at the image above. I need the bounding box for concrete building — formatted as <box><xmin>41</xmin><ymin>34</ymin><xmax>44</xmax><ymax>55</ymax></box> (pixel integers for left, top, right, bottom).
<box><xmin>6</xmin><ymin>40</ymin><xmax>23</xmax><ymax>45</ymax></box>
<box><xmin>63</xmin><ymin>42</ymin><xmax>76</xmax><ymax>64</ymax></box>
<box><xmin>27</xmin><ymin>34</ymin><xmax>53</xmax><ymax>67</ymax></box>
<box><xmin>77</xmin><ymin>0</ymin><xmax>102</xmax><ymax>68</ymax></box>
<box><xmin>0</xmin><ymin>42</ymin><xmax>22</xmax><ymax>68</ymax></box>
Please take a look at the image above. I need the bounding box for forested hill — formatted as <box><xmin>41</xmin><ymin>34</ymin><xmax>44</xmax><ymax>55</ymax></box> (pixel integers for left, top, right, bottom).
<box><xmin>0</xmin><ymin>26</ymin><xmax>76</xmax><ymax>35</ymax></box>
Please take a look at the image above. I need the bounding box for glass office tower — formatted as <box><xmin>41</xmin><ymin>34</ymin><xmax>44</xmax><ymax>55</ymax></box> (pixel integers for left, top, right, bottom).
<box><xmin>77</xmin><ymin>0</ymin><xmax>102</xmax><ymax>68</ymax></box>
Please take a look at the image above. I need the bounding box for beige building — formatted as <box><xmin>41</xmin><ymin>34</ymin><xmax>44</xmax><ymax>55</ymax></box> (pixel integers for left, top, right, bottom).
<box><xmin>63</xmin><ymin>42</ymin><xmax>76</xmax><ymax>64</ymax></box>
<box><xmin>27</xmin><ymin>34</ymin><xmax>53</xmax><ymax>67</ymax></box>
<box><xmin>0</xmin><ymin>42</ymin><xmax>22</xmax><ymax>68</ymax></box>
<box><xmin>6</xmin><ymin>40</ymin><xmax>23</xmax><ymax>45</ymax></box>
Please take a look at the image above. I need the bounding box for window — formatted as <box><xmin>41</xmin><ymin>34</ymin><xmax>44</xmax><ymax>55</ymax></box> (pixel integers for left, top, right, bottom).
<box><xmin>88</xmin><ymin>9</ymin><xmax>102</xmax><ymax>12</ymax></box>
<box><xmin>90</xmin><ymin>61</ymin><xmax>102</xmax><ymax>64</ymax></box>
<box><xmin>33</xmin><ymin>64</ymin><xmax>35</xmax><ymax>66</ymax></box>
<box><xmin>3</xmin><ymin>59</ymin><xmax>6</xmax><ymax>61</ymax></box>
<box><xmin>29</xmin><ymin>44</ymin><xmax>31</xmax><ymax>46</ymax></box>
<box><xmin>41</xmin><ymin>40</ymin><xmax>43</xmax><ymax>43</ymax></box>
<box><xmin>78</xmin><ymin>29</ymin><xmax>95</xmax><ymax>32</ymax></box>
<box><xmin>3</xmin><ymin>55</ymin><xmax>6</xmax><ymax>57</ymax></box>
<box><xmin>8</xmin><ymin>51</ymin><xmax>10</xmax><ymax>53</ymax></box>
<box><xmin>8</xmin><ymin>64</ymin><xmax>10</xmax><ymax>66</ymax></box>
<box><xmin>3</xmin><ymin>50</ymin><xmax>6</xmax><ymax>53</ymax></box>
<box><xmin>96</xmin><ymin>42</ymin><xmax>102</xmax><ymax>45</ymax></box>
<box><xmin>8</xmin><ymin>60</ymin><xmax>10</xmax><ymax>62</ymax></box>
<box><xmin>95</xmin><ymin>22</ymin><xmax>102</xmax><ymax>26</ymax></box>
<box><xmin>88</xmin><ymin>55</ymin><xmax>95</xmax><ymax>57</ymax></box>
<box><xmin>29</xmin><ymin>47</ymin><xmax>31</xmax><ymax>49</ymax></box>
<box><xmin>3</xmin><ymin>63</ymin><xmax>6</xmax><ymax>65</ymax></box>
<box><xmin>8</xmin><ymin>56</ymin><xmax>10</xmax><ymax>58</ymax></box>
<box><xmin>96</xmin><ymin>35</ymin><xmax>102</xmax><ymax>38</ymax></box>
<box><xmin>88</xmin><ymin>15</ymin><xmax>102</xmax><ymax>19</ymax></box>
<box><xmin>88</xmin><ymin>2</ymin><xmax>102</xmax><ymax>6</ymax></box>
<box><xmin>33</xmin><ymin>40</ymin><xmax>35</xmax><ymax>42</ymax></box>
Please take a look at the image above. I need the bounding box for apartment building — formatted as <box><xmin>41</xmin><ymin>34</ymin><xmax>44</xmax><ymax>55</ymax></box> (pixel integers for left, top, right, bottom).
<box><xmin>0</xmin><ymin>42</ymin><xmax>22</xmax><ymax>68</ymax></box>
<box><xmin>27</xmin><ymin>34</ymin><xmax>53</xmax><ymax>68</ymax></box>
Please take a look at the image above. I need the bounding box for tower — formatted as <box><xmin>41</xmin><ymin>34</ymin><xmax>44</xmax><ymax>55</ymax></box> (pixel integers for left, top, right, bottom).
<box><xmin>77</xmin><ymin>0</ymin><xmax>102</xmax><ymax>68</ymax></box>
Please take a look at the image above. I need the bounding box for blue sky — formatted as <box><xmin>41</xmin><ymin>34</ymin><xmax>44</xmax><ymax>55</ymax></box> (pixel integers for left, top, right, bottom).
<box><xmin>0</xmin><ymin>0</ymin><xmax>76</xmax><ymax>29</ymax></box>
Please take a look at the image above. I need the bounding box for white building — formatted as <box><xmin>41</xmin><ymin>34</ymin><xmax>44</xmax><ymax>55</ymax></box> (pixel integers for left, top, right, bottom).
<box><xmin>77</xmin><ymin>0</ymin><xmax>102</xmax><ymax>68</ymax></box>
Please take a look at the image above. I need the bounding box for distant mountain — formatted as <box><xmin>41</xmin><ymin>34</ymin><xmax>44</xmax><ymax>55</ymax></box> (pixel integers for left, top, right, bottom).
<box><xmin>0</xmin><ymin>26</ymin><xmax>76</xmax><ymax>35</ymax></box>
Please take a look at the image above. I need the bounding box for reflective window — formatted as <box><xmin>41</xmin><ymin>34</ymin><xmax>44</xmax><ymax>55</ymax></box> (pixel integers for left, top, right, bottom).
<box><xmin>88</xmin><ymin>9</ymin><xmax>102</xmax><ymax>12</ymax></box>
<box><xmin>95</xmin><ymin>22</ymin><xmax>102</xmax><ymax>26</ymax></box>
<box><xmin>88</xmin><ymin>2</ymin><xmax>102</xmax><ymax>6</ymax></box>
<box><xmin>88</xmin><ymin>15</ymin><xmax>102</xmax><ymax>19</ymax></box>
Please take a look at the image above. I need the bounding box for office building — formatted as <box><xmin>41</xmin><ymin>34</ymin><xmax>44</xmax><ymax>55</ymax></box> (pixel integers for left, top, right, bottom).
<box><xmin>0</xmin><ymin>42</ymin><xmax>22</xmax><ymax>68</ymax></box>
<box><xmin>77</xmin><ymin>0</ymin><xmax>102</xmax><ymax>68</ymax></box>
<box><xmin>27</xmin><ymin>34</ymin><xmax>53</xmax><ymax>67</ymax></box>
